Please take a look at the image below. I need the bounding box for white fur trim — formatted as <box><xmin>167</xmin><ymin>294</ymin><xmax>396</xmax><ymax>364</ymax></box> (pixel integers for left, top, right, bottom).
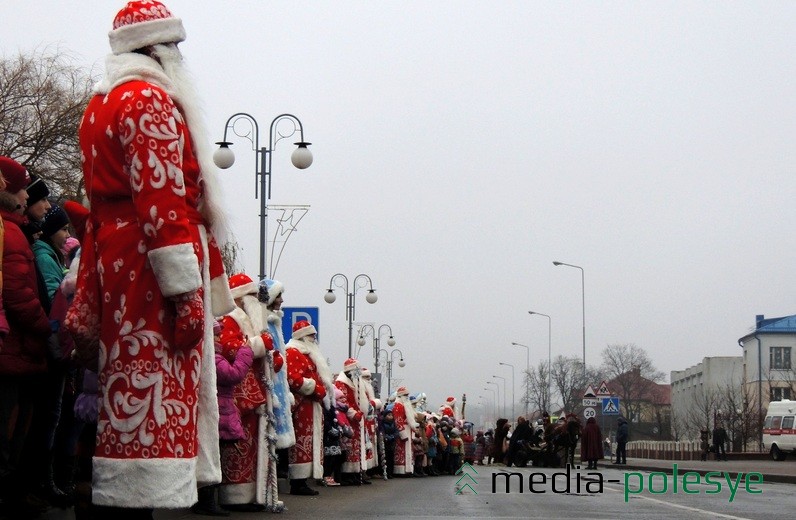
<box><xmin>93</xmin><ymin>456</ymin><xmax>197</xmax><ymax>508</ymax></box>
<box><xmin>299</xmin><ymin>377</ymin><xmax>316</xmax><ymax>396</ymax></box>
<box><xmin>109</xmin><ymin>17</ymin><xmax>186</xmax><ymax>55</ymax></box>
<box><xmin>230</xmin><ymin>280</ymin><xmax>257</xmax><ymax>300</ymax></box>
<box><xmin>197</xmin><ymin>227</ymin><xmax>222</xmax><ymax>487</ymax></box>
<box><xmin>249</xmin><ymin>334</ymin><xmax>267</xmax><ymax>359</ymax></box>
<box><xmin>288</xmin><ymin>401</ymin><xmax>324</xmax><ymax>479</ymax></box>
<box><xmin>147</xmin><ymin>242</ymin><xmax>201</xmax><ymax>297</ymax></box>
<box><xmin>210</xmin><ymin>272</ymin><xmax>235</xmax><ymax>317</ymax></box>
<box><xmin>219</xmin><ymin>482</ymin><xmax>256</xmax><ymax>505</ymax></box>
<box><xmin>291</xmin><ymin>323</ymin><xmax>316</xmax><ymax>340</ymax></box>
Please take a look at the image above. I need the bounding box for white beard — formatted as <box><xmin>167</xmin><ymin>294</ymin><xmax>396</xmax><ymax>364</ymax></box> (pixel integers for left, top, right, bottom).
<box><xmin>287</xmin><ymin>337</ymin><xmax>335</xmax><ymax>409</ymax></box>
<box><xmin>98</xmin><ymin>45</ymin><xmax>230</xmax><ymax>246</ymax></box>
<box><xmin>240</xmin><ymin>295</ymin><xmax>264</xmax><ymax>333</ymax></box>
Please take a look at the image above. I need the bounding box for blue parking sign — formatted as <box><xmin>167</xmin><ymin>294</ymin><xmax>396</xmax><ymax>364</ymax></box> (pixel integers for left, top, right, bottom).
<box><xmin>282</xmin><ymin>307</ymin><xmax>319</xmax><ymax>341</ymax></box>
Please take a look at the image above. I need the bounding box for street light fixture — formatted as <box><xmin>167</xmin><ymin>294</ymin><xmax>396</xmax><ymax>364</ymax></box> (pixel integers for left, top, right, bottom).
<box><xmin>553</xmin><ymin>261</ymin><xmax>586</xmax><ymax>376</ymax></box>
<box><xmin>357</xmin><ymin>323</ymin><xmax>396</xmax><ymax>396</ymax></box>
<box><xmin>493</xmin><ymin>375</ymin><xmax>507</xmax><ymax>421</ymax></box>
<box><xmin>383</xmin><ymin>348</ymin><xmax>405</xmax><ymax>397</ymax></box>
<box><xmin>487</xmin><ymin>381</ymin><xmax>501</xmax><ymax>418</ymax></box>
<box><xmin>483</xmin><ymin>387</ymin><xmax>496</xmax><ymax>417</ymax></box>
<box><xmin>511</xmin><ymin>341</ymin><xmax>530</xmax><ymax>415</ymax></box>
<box><xmin>214</xmin><ymin>113</ymin><xmax>312</xmax><ymax>280</ymax></box>
<box><xmin>528</xmin><ymin>311</ymin><xmax>552</xmax><ymax>414</ymax></box>
<box><xmin>499</xmin><ymin>362</ymin><xmax>515</xmax><ymax>422</ymax></box>
<box><xmin>325</xmin><ymin>273</ymin><xmax>378</xmax><ymax>358</ymax></box>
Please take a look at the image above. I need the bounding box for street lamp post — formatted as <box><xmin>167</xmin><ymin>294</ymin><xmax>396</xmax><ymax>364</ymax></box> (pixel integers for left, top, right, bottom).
<box><xmin>384</xmin><ymin>348</ymin><xmax>405</xmax><ymax>397</ymax></box>
<box><xmin>325</xmin><ymin>274</ymin><xmax>378</xmax><ymax>358</ymax></box>
<box><xmin>483</xmin><ymin>387</ymin><xmax>496</xmax><ymax>420</ymax></box>
<box><xmin>528</xmin><ymin>311</ymin><xmax>552</xmax><ymax>414</ymax></box>
<box><xmin>487</xmin><ymin>381</ymin><xmax>501</xmax><ymax>418</ymax></box>
<box><xmin>214</xmin><ymin>113</ymin><xmax>313</xmax><ymax>280</ymax></box>
<box><xmin>553</xmin><ymin>261</ymin><xmax>586</xmax><ymax>377</ymax></box>
<box><xmin>511</xmin><ymin>342</ymin><xmax>530</xmax><ymax>415</ymax></box>
<box><xmin>499</xmin><ymin>362</ymin><xmax>515</xmax><ymax>422</ymax></box>
<box><xmin>493</xmin><ymin>375</ymin><xmax>508</xmax><ymax>421</ymax></box>
<box><xmin>357</xmin><ymin>323</ymin><xmax>396</xmax><ymax>397</ymax></box>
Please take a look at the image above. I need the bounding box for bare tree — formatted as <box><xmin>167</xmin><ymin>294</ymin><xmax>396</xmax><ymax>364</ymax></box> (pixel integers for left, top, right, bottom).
<box><xmin>600</xmin><ymin>343</ymin><xmax>665</xmax><ymax>424</ymax></box>
<box><xmin>550</xmin><ymin>355</ymin><xmax>592</xmax><ymax>414</ymax></box>
<box><xmin>525</xmin><ymin>360</ymin><xmax>551</xmax><ymax>416</ymax></box>
<box><xmin>0</xmin><ymin>48</ymin><xmax>96</xmax><ymax>200</ymax></box>
<box><xmin>716</xmin><ymin>379</ymin><xmax>760</xmax><ymax>452</ymax></box>
<box><xmin>219</xmin><ymin>235</ymin><xmax>244</xmax><ymax>276</ymax></box>
<box><xmin>684</xmin><ymin>384</ymin><xmax>719</xmax><ymax>438</ymax></box>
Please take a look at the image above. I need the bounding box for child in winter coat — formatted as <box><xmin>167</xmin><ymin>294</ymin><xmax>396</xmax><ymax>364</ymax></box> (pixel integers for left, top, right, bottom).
<box><xmin>474</xmin><ymin>431</ymin><xmax>486</xmax><ymax>465</ymax></box>
<box><xmin>332</xmin><ymin>387</ymin><xmax>356</xmax><ymax>483</ymax></box>
<box><xmin>448</xmin><ymin>428</ymin><xmax>464</xmax><ymax>474</ymax></box>
<box><xmin>215</xmin><ymin>321</ymin><xmax>254</xmax><ymax>441</ymax></box>
<box><xmin>322</xmin><ymin>401</ymin><xmax>344</xmax><ymax>486</ymax></box>
<box><xmin>462</xmin><ymin>424</ymin><xmax>475</xmax><ymax>465</ymax></box>
<box><xmin>380</xmin><ymin>410</ymin><xmax>398</xmax><ymax>478</ymax></box>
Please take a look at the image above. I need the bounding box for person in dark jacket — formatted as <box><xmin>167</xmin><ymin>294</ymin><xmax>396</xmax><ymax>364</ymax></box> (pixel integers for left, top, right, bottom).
<box><xmin>580</xmin><ymin>417</ymin><xmax>603</xmax><ymax>469</ymax></box>
<box><xmin>493</xmin><ymin>418</ymin><xmax>510</xmax><ymax>464</ymax></box>
<box><xmin>506</xmin><ymin>417</ymin><xmax>533</xmax><ymax>467</ymax></box>
<box><xmin>712</xmin><ymin>423</ymin><xmax>728</xmax><ymax>461</ymax></box>
<box><xmin>0</xmin><ymin>156</ymin><xmax>53</xmax><ymax>516</ymax></box>
<box><xmin>380</xmin><ymin>410</ymin><xmax>398</xmax><ymax>478</ymax></box>
<box><xmin>614</xmin><ymin>417</ymin><xmax>629</xmax><ymax>465</ymax></box>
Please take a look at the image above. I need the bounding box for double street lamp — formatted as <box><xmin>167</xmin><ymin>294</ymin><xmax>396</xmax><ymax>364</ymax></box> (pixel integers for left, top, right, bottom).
<box><xmin>379</xmin><ymin>348</ymin><xmax>405</xmax><ymax>396</ymax></box>
<box><xmin>357</xmin><ymin>324</ymin><xmax>396</xmax><ymax>396</ymax></box>
<box><xmin>553</xmin><ymin>261</ymin><xmax>586</xmax><ymax>376</ymax></box>
<box><xmin>325</xmin><ymin>274</ymin><xmax>378</xmax><ymax>359</ymax></box>
<box><xmin>214</xmin><ymin>113</ymin><xmax>313</xmax><ymax>280</ymax></box>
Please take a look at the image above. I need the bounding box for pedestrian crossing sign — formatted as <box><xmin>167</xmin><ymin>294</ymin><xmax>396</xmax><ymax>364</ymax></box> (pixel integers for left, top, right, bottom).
<box><xmin>602</xmin><ymin>397</ymin><xmax>620</xmax><ymax>415</ymax></box>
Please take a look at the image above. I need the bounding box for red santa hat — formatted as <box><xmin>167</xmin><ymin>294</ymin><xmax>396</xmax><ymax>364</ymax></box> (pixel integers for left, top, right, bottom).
<box><xmin>291</xmin><ymin>320</ymin><xmax>317</xmax><ymax>340</ymax></box>
<box><xmin>361</xmin><ymin>367</ymin><xmax>372</xmax><ymax>379</ymax></box>
<box><xmin>109</xmin><ymin>0</ymin><xmax>186</xmax><ymax>55</ymax></box>
<box><xmin>342</xmin><ymin>358</ymin><xmax>359</xmax><ymax>373</ymax></box>
<box><xmin>0</xmin><ymin>156</ymin><xmax>30</xmax><ymax>194</ymax></box>
<box><xmin>228</xmin><ymin>273</ymin><xmax>257</xmax><ymax>300</ymax></box>
<box><xmin>397</xmin><ymin>386</ymin><xmax>409</xmax><ymax>397</ymax></box>
<box><xmin>63</xmin><ymin>201</ymin><xmax>91</xmax><ymax>243</ymax></box>
<box><xmin>446</xmin><ymin>396</ymin><xmax>456</xmax><ymax>405</ymax></box>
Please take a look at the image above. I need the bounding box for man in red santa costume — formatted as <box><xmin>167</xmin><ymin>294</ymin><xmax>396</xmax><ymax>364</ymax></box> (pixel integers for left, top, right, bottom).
<box><xmin>217</xmin><ymin>274</ymin><xmax>284</xmax><ymax>512</ymax></box>
<box><xmin>393</xmin><ymin>386</ymin><xmax>418</xmax><ymax>477</ymax></box>
<box><xmin>360</xmin><ymin>368</ymin><xmax>380</xmax><ymax>476</ymax></box>
<box><xmin>284</xmin><ymin>321</ymin><xmax>334</xmax><ymax>496</ymax></box>
<box><xmin>334</xmin><ymin>358</ymin><xmax>368</xmax><ymax>486</ymax></box>
<box><xmin>73</xmin><ymin>1</ymin><xmax>235</xmax><ymax>516</ymax></box>
<box><xmin>439</xmin><ymin>396</ymin><xmax>457</xmax><ymax>419</ymax></box>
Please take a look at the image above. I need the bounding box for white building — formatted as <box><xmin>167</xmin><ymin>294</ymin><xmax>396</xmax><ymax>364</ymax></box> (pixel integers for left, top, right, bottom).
<box><xmin>738</xmin><ymin>314</ymin><xmax>796</xmax><ymax>416</ymax></box>
<box><xmin>670</xmin><ymin>356</ymin><xmax>743</xmax><ymax>438</ymax></box>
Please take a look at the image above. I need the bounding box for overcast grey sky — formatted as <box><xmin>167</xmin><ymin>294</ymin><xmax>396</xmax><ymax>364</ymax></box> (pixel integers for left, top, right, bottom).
<box><xmin>3</xmin><ymin>1</ymin><xmax>796</xmax><ymax>417</ymax></box>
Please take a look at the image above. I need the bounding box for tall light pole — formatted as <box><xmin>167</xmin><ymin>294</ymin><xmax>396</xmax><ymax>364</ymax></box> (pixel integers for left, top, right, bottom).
<box><xmin>553</xmin><ymin>261</ymin><xmax>586</xmax><ymax>377</ymax></box>
<box><xmin>499</xmin><ymin>362</ymin><xmax>515</xmax><ymax>423</ymax></box>
<box><xmin>325</xmin><ymin>274</ymin><xmax>378</xmax><ymax>358</ymax></box>
<box><xmin>487</xmin><ymin>381</ymin><xmax>501</xmax><ymax>418</ymax></box>
<box><xmin>357</xmin><ymin>323</ymin><xmax>396</xmax><ymax>397</ymax></box>
<box><xmin>511</xmin><ymin>342</ymin><xmax>530</xmax><ymax>416</ymax></box>
<box><xmin>384</xmin><ymin>348</ymin><xmax>405</xmax><ymax>397</ymax></box>
<box><xmin>483</xmin><ymin>387</ymin><xmax>496</xmax><ymax>420</ymax></box>
<box><xmin>493</xmin><ymin>375</ymin><xmax>507</xmax><ymax>421</ymax></box>
<box><xmin>528</xmin><ymin>311</ymin><xmax>552</xmax><ymax>414</ymax></box>
<box><xmin>214</xmin><ymin>113</ymin><xmax>313</xmax><ymax>280</ymax></box>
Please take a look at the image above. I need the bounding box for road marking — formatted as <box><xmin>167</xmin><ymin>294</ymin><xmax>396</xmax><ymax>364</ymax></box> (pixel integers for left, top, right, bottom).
<box><xmin>602</xmin><ymin>482</ymin><xmax>752</xmax><ymax>519</ymax></box>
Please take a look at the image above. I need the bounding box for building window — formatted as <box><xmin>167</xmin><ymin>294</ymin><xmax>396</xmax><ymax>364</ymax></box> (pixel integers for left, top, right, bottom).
<box><xmin>770</xmin><ymin>387</ymin><xmax>792</xmax><ymax>402</ymax></box>
<box><xmin>770</xmin><ymin>347</ymin><xmax>792</xmax><ymax>370</ymax></box>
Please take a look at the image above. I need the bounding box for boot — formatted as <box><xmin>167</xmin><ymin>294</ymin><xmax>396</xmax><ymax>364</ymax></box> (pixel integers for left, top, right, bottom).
<box><xmin>191</xmin><ymin>485</ymin><xmax>229</xmax><ymax>516</ymax></box>
<box><xmin>290</xmin><ymin>478</ymin><xmax>319</xmax><ymax>496</ymax></box>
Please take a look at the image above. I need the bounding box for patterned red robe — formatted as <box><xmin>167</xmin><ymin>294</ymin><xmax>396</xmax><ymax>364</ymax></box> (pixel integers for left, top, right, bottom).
<box><xmin>75</xmin><ymin>53</ymin><xmax>234</xmax><ymax>508</ymax></box>
<box><xmin>285</xmin><ymin>337</ymin><xmax>331</xmax><ymax>480</ymax></box>
<box><xmin>334</xmin><ymin>372</ymin><xmax>365</xmax><ymax>474</ymax></box>
<box><xmin>217</xmin><ymin>308</ymin><xmax>271</xmax><ymax>505</ymax></box>
<box><xmin>392</xmin><ymin>399</ymin><xmax>416</xmax><ymax>475</ymax></box>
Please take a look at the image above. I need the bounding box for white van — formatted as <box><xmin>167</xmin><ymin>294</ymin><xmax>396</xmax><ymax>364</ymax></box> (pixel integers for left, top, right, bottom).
<box><xmin>763</xmin><ymin>399</ymin><xmax>796</xmax><ymax>461</ymax></box>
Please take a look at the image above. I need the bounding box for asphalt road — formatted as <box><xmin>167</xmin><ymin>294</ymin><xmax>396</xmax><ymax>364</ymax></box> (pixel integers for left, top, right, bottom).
<box><xmin>40</xmin><ymin>458</ymin><xmax>796</xmax><ymax>519</ymax></box>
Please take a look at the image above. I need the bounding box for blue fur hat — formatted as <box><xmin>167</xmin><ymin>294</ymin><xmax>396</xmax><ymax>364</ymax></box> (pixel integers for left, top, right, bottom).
<box><xmin>258</xmin><ymin>278</ymin><xmax>284</xmax><ymax>305</ymax></box>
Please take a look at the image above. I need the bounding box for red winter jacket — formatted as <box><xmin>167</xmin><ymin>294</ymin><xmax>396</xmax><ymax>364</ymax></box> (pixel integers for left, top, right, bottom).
<box><xmin>0</xmin><ymin>201</ymin><xmax>50</xmax><ymax>375</ymax></box>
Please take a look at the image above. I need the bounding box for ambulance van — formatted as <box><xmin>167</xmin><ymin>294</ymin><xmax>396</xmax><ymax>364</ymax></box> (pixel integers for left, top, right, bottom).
<box><xmin>763</xmin><ymin>399</ymin><xmax>796</xmax><ymax>461</ymax></box>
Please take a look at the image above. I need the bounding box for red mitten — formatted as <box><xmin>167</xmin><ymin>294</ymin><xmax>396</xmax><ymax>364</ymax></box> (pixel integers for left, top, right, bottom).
<box><xmin>353</xmin><ymin>410</ymin><xmax>363</xmax><ymax>423</ymax></box>
<box><xmin>260</xmin><ymin>332</ymin><xmax>274</xmax><ymax>351</ymax></box>
<box><xmin>172</xmin><ymin>290</ymin><xmax>204</xmax><ymax>349</ymax></box>
<box><xmin>272</xmin><ymin>350</ymin><xmax>284</xmax><ymax>372</ymax></box>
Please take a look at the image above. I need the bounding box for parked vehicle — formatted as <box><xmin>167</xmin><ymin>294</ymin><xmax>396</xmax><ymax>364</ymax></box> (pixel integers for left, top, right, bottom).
<box><xmin>763</xmin><ymin>399</ymin><xmax>796</xmax><ymax>461</ymax></box>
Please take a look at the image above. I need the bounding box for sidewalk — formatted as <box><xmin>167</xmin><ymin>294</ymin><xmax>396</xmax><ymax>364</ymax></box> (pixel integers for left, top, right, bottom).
<box><xmin>618</xmin><ymin>457</ymin><xmax>796</xmax><ymax>485</ymax></box>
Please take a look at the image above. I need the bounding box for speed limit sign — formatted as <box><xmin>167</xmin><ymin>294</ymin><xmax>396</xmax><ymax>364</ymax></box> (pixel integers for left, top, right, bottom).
<box><xmin>583</xmin><ymin>407</ymin><xmax>596</xmax><ymax>419</ymax></box>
